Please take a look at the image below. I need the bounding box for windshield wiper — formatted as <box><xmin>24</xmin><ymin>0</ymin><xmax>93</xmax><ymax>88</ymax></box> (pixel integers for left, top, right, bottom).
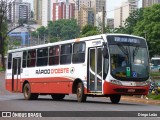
<box><xmin>133</xmin><ymin>46</ymin><xmax>140</xmax><ymax>62</ymax></box>
<box><xmin>117</xmin><ymin>43</ymin><xmax>128</xmax><ymax>55</ymax></box>
<box><xmin>133</xmin><ymin>46</ymin><xmax>139</xmax><ymax>57</ymax></box>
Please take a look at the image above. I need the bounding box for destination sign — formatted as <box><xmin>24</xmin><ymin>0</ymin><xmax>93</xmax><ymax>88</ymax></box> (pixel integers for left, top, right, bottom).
<box><xmin>107</xmin><ymin>35</ymin><xmax>147</xmax><ymax>47</ymax></box>
<box><xmin>114</xmin><ymin>37</ymin><xmax>140</xmax><ymax>44</ymax></box>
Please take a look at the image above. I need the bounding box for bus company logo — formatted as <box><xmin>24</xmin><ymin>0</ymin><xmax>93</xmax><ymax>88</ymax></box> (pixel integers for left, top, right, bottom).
<box><xmin>70</xmin><ymin>67</ymin><xmax>75</xmax><ymax>74</ymax></box>
<box><xmin>35</xmin><ymin>68</ymin><xmax>69</xmax><ymax>74</ymax></box>
<box><xmin>2</xmin><ymin>112</ymin><xmax>11</xmax><ymax>117</ymax></box>
<box><xmin>1</xmin><ymin>112</ymin><xmax>42</xmax><ymax>118</ymax></box>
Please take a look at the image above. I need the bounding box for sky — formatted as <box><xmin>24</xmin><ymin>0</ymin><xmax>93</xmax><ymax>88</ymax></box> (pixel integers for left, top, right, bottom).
<box><xmin>107</xmin><ymin>0</ymin><xmax>142</xmax><ymax>18</ymax></box>
<box><xmin>23</xmin><ymin>0</ymin><xmax>142</xmax><ymax>18</ymax></box>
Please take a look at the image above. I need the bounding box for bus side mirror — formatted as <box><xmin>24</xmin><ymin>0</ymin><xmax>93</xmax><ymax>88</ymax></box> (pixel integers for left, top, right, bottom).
<box><xmin>103</xmin><ymin>46</ymin><xmax>109</xmax><ymax>59</ymax></box>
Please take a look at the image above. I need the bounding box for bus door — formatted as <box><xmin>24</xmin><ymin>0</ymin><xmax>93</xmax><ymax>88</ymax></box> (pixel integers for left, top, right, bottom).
<box><xmin>12</xmin><ymin>52</ymin><xmax>22</xmax><ymax>92</ymax></box>
<box><xmin>88</xmin><ymin>47</ymin><xmax>103</xmax><ymax>93</ymax></box>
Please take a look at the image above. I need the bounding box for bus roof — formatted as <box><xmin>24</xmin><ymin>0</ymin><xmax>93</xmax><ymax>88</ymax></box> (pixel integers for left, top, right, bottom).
<box><xmin>7</xmin><ymin>33</ymin><xmax>145</xmax><ymax>53</ymax></box>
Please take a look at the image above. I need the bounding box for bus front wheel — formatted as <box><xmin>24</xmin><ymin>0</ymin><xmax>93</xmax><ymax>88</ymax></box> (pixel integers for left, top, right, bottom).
<box><xmin>110</xmin><ymin>94</ymin><xmax>121</xmax><ymax>104</ymax></box>
<box><xmin>77</xmin><ymin>82</ymin><xmax>87</xmax><ymax>102</ymax></box>
<box><xmin>23</xmin><ymin>83</ymin><xmax>38</xmax><ymax>100</ymax></box>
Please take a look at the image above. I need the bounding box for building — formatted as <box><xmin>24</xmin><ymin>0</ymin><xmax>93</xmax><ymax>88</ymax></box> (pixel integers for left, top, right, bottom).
<box><xmin>52</xmin><ymin>1</ymin><xmax>75</xmax><ymax>21</ymax></box>
<box><xmin>75</xmin><ymin>0</ymin><xmax>92</xmax><ymax>27</ymax></box>
<box><xmin>91</xmin><ymin>0</ymin><xmax>106</xmax><ymax>13</ymax></box>
<box><xmin>74</xmin><ymin>0</ymin><xmax>106</xmax><ymax>28</ymax></box>
<box><xmin>114</xmin><ymin>0</ymin><xmax>138</xmax><ymax>28</ymax></box>
<box><xmin>34</xmin><ymin>0</ymin><xmax>75</xmax><ymax>26</ymax></box>
<box><xmin>142</xmin><ymin>0</ymin><xmax>160</xmax><ymax>7</ymax></box>
<box><xmin>34</xmin><ymin>0</ymin><xmax>55</xmax><ymax>26</ymax></box>
<box><xmin>34</xmin><ymin>0</ymin><xmax>42</xmax><ymax>25</ymax></box>
<box><xmin>8</xmin><ymin>27</ymin><xmax>30</xmax><ymax>48</ymax></box>
<box><xmin>8</xmin><ymin>0</ymin><xmax>31</xmax><ymax>24</ymax></box>
<box><xmin>42</xmin><ymin>0</ymin><xmax>50</xmax><ymax>26</ymax></box>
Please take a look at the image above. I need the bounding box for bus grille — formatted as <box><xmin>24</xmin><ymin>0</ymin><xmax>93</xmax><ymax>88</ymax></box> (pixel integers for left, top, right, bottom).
<box><xmin>114</xmin><ymin>88</ymin><xmax>146</xmax><ymax>93</ymax></box>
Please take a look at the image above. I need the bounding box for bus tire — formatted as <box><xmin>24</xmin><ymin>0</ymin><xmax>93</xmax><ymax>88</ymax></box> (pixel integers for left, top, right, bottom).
<box><xmin>51</xmin><ymin>94</ymin><xmax>65</xmax><ymax>100</ymax></box>
<box><xmin>110</xmin><ymin>94</ymin><xmax>121</xmax><ymax>104</ymax></box>
<box><xmin>77</xmin><ymin>82</ymin><xmax>87</xmax><ymax>102</ymax></box>
<box><xmin>23</xmin><ymin>83</ymin><xmax>38</xmax><ymax>100</ymax></box>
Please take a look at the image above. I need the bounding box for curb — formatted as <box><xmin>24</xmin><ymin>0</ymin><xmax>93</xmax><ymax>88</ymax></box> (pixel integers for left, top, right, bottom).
<box><xmin>121</xmin><ymin>96</ymin><xmax>160</xmax><ymax>105</ymax></box>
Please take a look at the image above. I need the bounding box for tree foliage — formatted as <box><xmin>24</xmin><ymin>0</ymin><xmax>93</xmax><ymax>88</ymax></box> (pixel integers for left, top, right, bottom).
<box><xmin>0</xmin><ymin>0</ymin><xmax>13</xmax><ymax>68</ymax></box>
<box><xmin>48</xmin><ymin>19</ymin><xmax>80</xmax><ymax>41</ymax></box>
<box><xmin>112</xmin><ymin>5</ymin><xmax>160</xmax><ymax>57</ymax></box>
<box><xmin>124</xmin><ymin>8</ymin><xmax>144</xmax><ymax>34</ymax></box>
<box><xmin>133</xmin><ymin>4</ymin><xmax>160</xmax><ymax>57</ymax></box>
<box><xmin>81</xmin><ymin>25</ymin><xmax>100</xmax><ymax>37</ymax></box>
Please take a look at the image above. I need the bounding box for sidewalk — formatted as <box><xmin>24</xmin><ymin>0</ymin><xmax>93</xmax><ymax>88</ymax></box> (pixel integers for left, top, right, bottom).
<box><xmin>121</xmin><ymin>95</ymin><xmax>160</xmax><ymax>105</ymax></box>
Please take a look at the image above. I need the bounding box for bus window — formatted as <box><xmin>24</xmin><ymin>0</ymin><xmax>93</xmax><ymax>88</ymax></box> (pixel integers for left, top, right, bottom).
<box><xmin>49</xmin><ymin>46</ymin><xmax>59</xmax><ymax>65</ymax></box>
<box><xmin>27</xmin><ymin>49</ymin><xmax>36</xmax><ymax>67</ymax></box>
<box><xmin>72</xmin><ymin>42</ymin><xmax>85</xmax><ymax>63</ymax></box>
<box><xmin>22</xmin><ymin>51</ymin><xmax>27</xmax><ymax>68</ymax></box>
<box><xmin>37</xmin><ymin>48</ymin><xmax>48</xmax><ymax>66</ymax></box>
<box><xmin>60</xmin><ymin>44</ymin><xmax>72</xmax><ymax>64</ymax></box>
<box><xmin>7</xmin><ymin>53</ymin><xmax>12</xmax><ymax>69</ymax></box>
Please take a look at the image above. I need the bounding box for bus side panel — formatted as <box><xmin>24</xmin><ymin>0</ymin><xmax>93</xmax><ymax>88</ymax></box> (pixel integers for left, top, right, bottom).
<box><xmin>6</xmin><ymin>79</ymin><xmax>21</xmax><ymax>92</ymax></box>
<box><xmin>21</xmin><ymin>77</ymin><xmax>73</xmax><ymax>94</ymax></box>
<box><xmin>48</xmin><ymin>82</ymin><xmax>73</xmax><ymax>94</ymax></box>
<box><xmin>6</xmin><ymin>79</ymin><xmax>12</xmax><ymax>92</ymax></box>
<box><xmin>103</xmin><ymin>81</ymin><xmax>149</xmax><ymax>95</ymax></box>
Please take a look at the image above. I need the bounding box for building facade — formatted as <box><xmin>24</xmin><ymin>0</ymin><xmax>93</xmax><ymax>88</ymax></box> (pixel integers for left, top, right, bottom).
<box><xmin>52</xmin><ymin>1</ymin><xmax>75</xmax><ymax>21</ymax></box>
<box><xmin>8</xmin><ymin>0</ymin><xmax>31</xmax><ymax>24</ymax></box>
<box><xmin>142</xmin><ymin>0</ymin><xmax>160</xmax><ymax>7</ymax></box>
<box><xmin>34</xmin><ymin>0</ymin><xmax>42</xmax><ymax>25</ymax></box>
<box><xmin>114</xmin><ymin>0</ymin><xmax>137</xmax><ymax>28</ymax></box>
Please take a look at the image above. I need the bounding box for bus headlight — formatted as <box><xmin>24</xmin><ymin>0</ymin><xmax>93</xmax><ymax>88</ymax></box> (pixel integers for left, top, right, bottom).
<box><xmin>110</xmin><ymin>80</ymin><xmax>122</xmax><ymax>85</ymax></box>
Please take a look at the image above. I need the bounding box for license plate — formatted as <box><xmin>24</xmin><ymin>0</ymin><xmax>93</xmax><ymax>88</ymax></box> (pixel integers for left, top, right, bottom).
<box><xmin>128</xmin><ymin>89</ymin><xmax>135</xmax><ymax>92</ymax></box>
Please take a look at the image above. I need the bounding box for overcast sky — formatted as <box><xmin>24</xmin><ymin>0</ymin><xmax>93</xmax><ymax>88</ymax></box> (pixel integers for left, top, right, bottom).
<box><xmin>107</xmin><ymin>0</ymin><xmax>142</xmax><ymax>18</ymax></box>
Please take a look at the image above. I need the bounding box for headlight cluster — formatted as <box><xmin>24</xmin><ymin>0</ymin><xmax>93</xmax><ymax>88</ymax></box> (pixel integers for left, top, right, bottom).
<box><xmin>135</xmin><ymin>81</ymin><xmax>149</xmax><ymax>86</ymax></box>
<box><xmin>110</xmin><ymin>80</ymin><xmax>122</xmax><ymax>85</ymax></box>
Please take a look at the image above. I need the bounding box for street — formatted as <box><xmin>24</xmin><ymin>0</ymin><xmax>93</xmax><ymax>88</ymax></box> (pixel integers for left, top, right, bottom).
<box><xmin>0</xmin><ymin>72</ymin><xmax>160</xmax><ymax>120</ymax></box>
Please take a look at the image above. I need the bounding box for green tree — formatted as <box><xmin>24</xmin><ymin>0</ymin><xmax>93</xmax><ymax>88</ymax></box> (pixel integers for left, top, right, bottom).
<box><xmin>124</xmin><ymin>8</ymin><xmax>144</xmax><ymax>34</ymax></box>
<box><xmin>81</xmin><ymin>25</ymin><xmax>97</xmax><ymax>34</ymax></box>
<box><xmin>81</xmin><ymin>25</ymin><xmax>100</xmax><ymax>37</ymax></box>
<box><xmin>134</xmin><ymin>4</ymin><xmax>160</xmax><ymax>57</ymax></box>
<box><xmin>48</xmin><ymin>19</ymin><xmax>80</xmax><ymax>41</ymax></box>
<box><xmin>0</xmin><ymin>0</ymin><xmax>9</xmax><ymax>68</ymax></box>
<box><xmin>37</xmin><ymin>26</ymin><xmax>47</xmax><ymax>40</ymax></box>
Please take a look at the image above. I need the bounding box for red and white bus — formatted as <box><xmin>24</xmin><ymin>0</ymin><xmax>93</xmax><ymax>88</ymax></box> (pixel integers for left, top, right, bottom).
<box><xmin>6</xmin><ymin>34</ymin><xmax>150</xmax><ymax>103</ymax></box>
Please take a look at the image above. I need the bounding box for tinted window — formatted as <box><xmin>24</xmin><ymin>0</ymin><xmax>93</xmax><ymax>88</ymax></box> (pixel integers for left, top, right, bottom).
<box><xmin>37</xmin><ymin>48</ymin><xmax>48</xmax><ymax>66</ymax></box>
<box><xmin>27</xmin><ymin>49</ymin><xmax>36</xmax><ymax>67</ymax></box>
<box><xmin>22</xmin><ymin>51</ymin><xmax>27</xmax><ymax>68</ymax></box>
<box><xmin>72</xmin><ymin>42</ymin><xmax>85</xmax><ymax>63</ymax></box>
<box><xmin>49</xmin><ymin>46</ymin><xmax>59</xmax><ymax>65</ymax></box>
<box><xmin>7</xmin><ymin>53</ymin><xmax>12</xmax><ymax>69</ymax></box>
<box><xmin>60</xmin><ymin>44</ymin><xmax>72</xmax><ymax>64</ymax></box>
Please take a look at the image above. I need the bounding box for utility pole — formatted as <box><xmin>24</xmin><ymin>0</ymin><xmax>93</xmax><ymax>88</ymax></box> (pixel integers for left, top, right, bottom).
<box><xmin>102</xmin><ymin>6</ymin><xmax>106</xmax><ymax>34</ymax></box>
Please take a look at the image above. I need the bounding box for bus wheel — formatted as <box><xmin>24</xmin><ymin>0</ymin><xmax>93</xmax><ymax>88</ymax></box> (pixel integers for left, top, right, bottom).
<box><xmin>23</xmin><ymin>83</ymin><xmax>38</xmax><ymax>100</ymax></box>
<box><xmin>77</xmin><ymin>82</ymin><xmax>87</xmax><ymax>102</ymax></box>
<box><xmin>51</xmin><ymin>94</ymin><xmax>65</xmax><ymax>100</ymax></box>
<box><xmin>110</xmin><ymin>94</ymin><xmax>121</xmax><ymax>104</ymax></box>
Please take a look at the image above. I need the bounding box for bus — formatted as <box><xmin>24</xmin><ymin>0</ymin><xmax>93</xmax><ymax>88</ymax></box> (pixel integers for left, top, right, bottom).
<box><xmin>5</xmin><ymin>34</ymin><xmax>150</xmax><ymax>103</ymax></box>
<box><xmin>150</xmin><ymin>57</ymin><xmax>160</xmax><ymax>72</ymax></box>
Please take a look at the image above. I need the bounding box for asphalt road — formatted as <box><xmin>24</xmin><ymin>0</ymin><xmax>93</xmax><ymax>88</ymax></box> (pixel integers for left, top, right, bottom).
<box><xmin>0</xmin><ymin>72</ymin><xmax>160</xmax><ymax>120</ymax></box>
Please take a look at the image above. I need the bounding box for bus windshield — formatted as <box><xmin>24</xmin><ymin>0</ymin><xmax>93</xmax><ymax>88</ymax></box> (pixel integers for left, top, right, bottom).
<box><xmin>107</xmin><ymin>35</ymin><xmax>149</xmax><ymax>81</ymax></box>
